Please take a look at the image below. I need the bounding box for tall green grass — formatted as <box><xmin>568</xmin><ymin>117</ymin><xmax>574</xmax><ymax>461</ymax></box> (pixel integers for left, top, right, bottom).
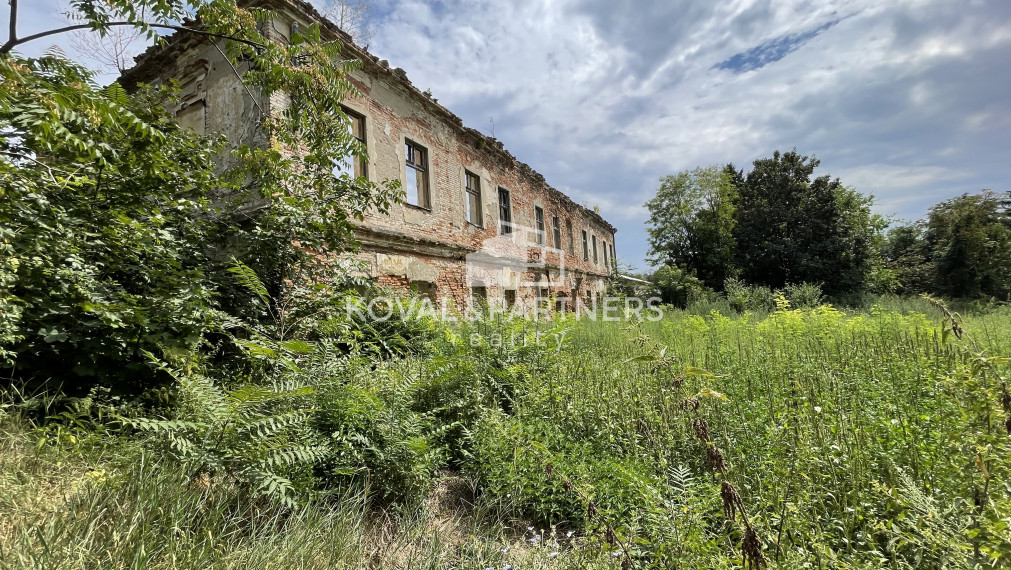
<box><xmin>2</xmin><ymin>300</ymin><xmax>1009</xmax><ymax>568</ymax></box>
<box><xmin>0</xmin><ymin>413</ymin><xmax>624</xmax><ymax>569</ymax></box>
<box><xmin>468</xmin><ymin>300</ymin><xmax>1011</xmax><ymax>567</ymax></box>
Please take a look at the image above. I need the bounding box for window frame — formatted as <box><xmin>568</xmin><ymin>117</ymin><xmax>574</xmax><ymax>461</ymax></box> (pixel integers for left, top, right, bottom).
<box><xmin>465</xmin><ymin>170</ymin><xmax>483</xmax><ymax>227</ymax></box>
<box><xmin>340</xmin><ymin>105</ymin><xmax>367</xmax><ymax>180</ymax></box>
<box><xmin>498</xmin><ymin>187</ymin><xmax>513</xmax><ymax>234</ymax></box>
<box><xmin>566</xmin><ymin>220</ymin><xmax>574</xmax><ymax>254</ymax></box>
<box><xmin>581</xmin><ymin>229</ymin><xmax>589</xmax><ymax>261</ymax></box>
<box><xmin>404</xmin><ymin>139</ymin><xmax>431</xmax><ymax>210</ymax></box>
<box><xmin>551</xmin><ymin>215</ymin><xmax>561</xmax><ymax>250</ymax></box>
<box><xmin>592</xmin><ymin>234</ymin><xmax>598</xmax><ymax>264</ymax></box>
<box><xmin>534</xmin><ymin>206</ymin><xmax>546</xmax><ymax>246</ymax></box>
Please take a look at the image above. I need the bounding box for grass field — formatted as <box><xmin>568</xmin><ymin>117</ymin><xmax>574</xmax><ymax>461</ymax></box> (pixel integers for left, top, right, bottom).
<box><xmin>2</xmin><ymin>296</ymin><xmax>1010</xmax><ymax>568</ymax></box>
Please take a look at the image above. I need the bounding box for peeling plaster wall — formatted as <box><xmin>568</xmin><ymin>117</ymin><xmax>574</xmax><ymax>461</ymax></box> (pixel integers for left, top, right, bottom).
<box><xmin>121</xmin><ymin>36</ymin><xmax>269</xmax><ymax>176</ymax></box>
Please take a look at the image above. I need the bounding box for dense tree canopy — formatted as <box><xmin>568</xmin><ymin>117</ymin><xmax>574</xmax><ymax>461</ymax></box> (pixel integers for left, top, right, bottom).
<box><xmin>733</xmin><ymin>150</ymin><xmax>880</xmax><ymax>294</ymax></box>
<box><xmin>886</xmin><ymin>191</ymin><xmax>1011</xmax><ymax>299</ymax></box>
<box><xmin>646</xmin><ymin>150</ymin><xmax>884</xmax><ymax>297</ymax></box>
<box><xmin>645</xmin><ymin>165</ymin><xmax>737</xmax><ymax>290</ymax></box>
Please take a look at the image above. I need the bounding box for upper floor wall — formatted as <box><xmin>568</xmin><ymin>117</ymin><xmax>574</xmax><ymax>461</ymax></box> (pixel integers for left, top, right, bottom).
<box><xmin>339</xmin><ymin>60</ymin><xmax>617</xmax><ymax>278</ymax></box>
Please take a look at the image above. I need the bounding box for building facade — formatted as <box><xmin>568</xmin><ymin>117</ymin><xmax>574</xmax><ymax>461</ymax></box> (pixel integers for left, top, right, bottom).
<box><xmin>123</xmin><ymin>0</ymin><xmax>617</xmax><ymax>311</ymax></box>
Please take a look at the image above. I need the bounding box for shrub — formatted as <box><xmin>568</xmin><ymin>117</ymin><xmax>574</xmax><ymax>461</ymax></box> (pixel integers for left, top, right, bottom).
<box><xmin>313</xmin><ymin>374</ymin><xmax>442</xmax><ymax>506</ymax></box>
<box><xmin>783</xmin><ymin>282</ymin><xmax>824</xmax><ymax>308</ymax></box>
<box><xmin>0</xmin><ymin>58</ymin><xmax>228</xmax><ymax>391</ymax></box>
<box><xmin>652</xmin><ymin>265</ymin><xmax>711</xmax><ymax>308</ymax></box>
<box><xmin>723</xmin><ymin>277</ymin><xmax>775</xmax><ymax>313</ymax></box>
<box><xmin>343</xmin><ymin>290</ymin><xmax>440</xmax><ymax>358</ymax></box>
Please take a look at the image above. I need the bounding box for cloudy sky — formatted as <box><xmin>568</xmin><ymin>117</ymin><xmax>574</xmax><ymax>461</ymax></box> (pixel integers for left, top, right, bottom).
<box><xmin>6</xmin><ymin>0</ymin><xmax>1010</xmax><ymax>269</ymax></box>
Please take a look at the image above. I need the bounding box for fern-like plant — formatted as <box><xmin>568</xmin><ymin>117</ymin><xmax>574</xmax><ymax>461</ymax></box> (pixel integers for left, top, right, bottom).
<box><xmin>124</xmin><ymin>353</ymin><xmax>323</xmax><ymax>507</ymax></box>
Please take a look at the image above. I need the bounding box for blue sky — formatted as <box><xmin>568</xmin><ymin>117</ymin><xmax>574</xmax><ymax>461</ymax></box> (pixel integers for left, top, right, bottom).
<box><xmin>5</xmin><ymin>0</ymin><xmax>1010</xmax><ymax>271</ymax></box>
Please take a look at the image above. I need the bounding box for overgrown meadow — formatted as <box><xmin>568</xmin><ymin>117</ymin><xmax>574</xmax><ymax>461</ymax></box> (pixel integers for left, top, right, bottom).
<box><xmin>2</xmin><ymin>295</ymin><xmax>1010</xmax><ymax>569</ymax></box>
<box><xmin>4</xmin><ymin>3</ymin><xmax>1010</xmax><ymax>568</ymax></box>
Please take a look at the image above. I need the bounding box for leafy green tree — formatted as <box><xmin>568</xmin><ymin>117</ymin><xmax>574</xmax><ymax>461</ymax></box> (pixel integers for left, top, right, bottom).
<box><xmin>649</xmin><ymin>265</ymin><xmax>708</xmax><ymax>308</ymax></box>
<box><xmin>1</xmin><ymin>0</ymin><xmax>395</xmax><ymax>390</ymax></box>
<box><xmin>646</xmin><ymin>165</ymin><xmax>738</xmax><ymax>290</ymax></box>
<box><xmin>0</xmin><ymin>57</ymin><xmax>228</xmax><ymax>384</ymax></box>
<box><xmin>646</xmin><ymin>153</ymin><xmax>883</xmax><ymax>297</ymax></box>
<box><xmin>882</xmin><ymin>192</ymin><xmax>1011</xmax><ymax>299</ymax></box>
<box><xmin>882</xmin><ymin>223</ymin><xmax>933</xmax><ymax>294</ymax></box>
<box><xmin>922</xmin><ymin>191</ymin><xmax>1011</xmax><ymax>299</ymax></box>
<box><xmin>733</xmin><ymin>150</ymin><xmax>878</xmax><ymax>294</ymax></box>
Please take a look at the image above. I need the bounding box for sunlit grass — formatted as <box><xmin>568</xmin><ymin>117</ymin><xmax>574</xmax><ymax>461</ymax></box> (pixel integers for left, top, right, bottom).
<box><xmin>2</xmin><ymin>299</ymin><xmax>1009</xmax><ymax>568</ymax></box>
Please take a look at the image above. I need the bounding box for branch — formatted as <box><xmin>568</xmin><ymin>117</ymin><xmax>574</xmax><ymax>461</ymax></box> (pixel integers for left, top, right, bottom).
<box><xmin>1</xmin><ymin>21</ymin><xmax>266</xmax><ymax>55</ymax></box>
<box><xmin>1</xmin><ymin>150</ymin><xmax>68</xmax><ymax>182</ymax></box>
<box><xmin>7</xmin><ymin>0</ymin><xmax>17</xmax><ymax>49</ymax></box>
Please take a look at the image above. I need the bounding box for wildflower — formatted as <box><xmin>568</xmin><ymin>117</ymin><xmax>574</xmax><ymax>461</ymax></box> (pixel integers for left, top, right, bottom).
<box><xmin>504</xmin><ymin>566</ymin><xmax>512</xmax><ymax>570</ymax></box>
<box><xmin>890</xmin><ymin>418</ymin><xmax>899</xmax><ymax>425</ymax></box>
<box><xmin>501</xmin><ymin>546</ymin><xmax>510</xmax><ymax>554</ymax></box>
<box><xmin>613</xmin><ymin>550</ymin><xmax>623</xmax><ymax>558</ymax></box>
<box><xmin>549</xmin><ymin>551</ymin><xmax>559</xmax><ymax>557</ymax></box>
<box><xmin>813</xmin><ymin>406</ymin><xmax>822</xmax><ymax>413</ymax></box>
<box><xmin>529</xmin><ymin>534</ymin><xmax>541</xmax><ymax>543</ymax></box>
<box><xmin>566</xmin><ymin>530</ymin><xmax>575</xmax><ymax>538</ymax></box>
<box><xmin>527</xmin><ymin>526</ymin><xmax>535</xmax><ymax>532</ymax></box>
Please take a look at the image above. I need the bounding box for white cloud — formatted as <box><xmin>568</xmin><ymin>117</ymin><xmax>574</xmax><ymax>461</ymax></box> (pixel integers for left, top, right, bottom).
<box><xmin>7</xmin><ymin>0</ymin><xmax>1009</xmax><ymax>266</ymax></box>
<box><xmin>364</xmin><ymin>0</ymin><xmax>1011</xmax><ymax>265</ymax></box>
<box><xmin>841</xmin><ymin>164</ymin><xmax>968</xmax><ymax>192</ymax></box>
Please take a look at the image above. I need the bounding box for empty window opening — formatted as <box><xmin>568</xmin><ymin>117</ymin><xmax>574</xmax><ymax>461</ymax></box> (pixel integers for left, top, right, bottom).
<box><xmin>471</xmin><ymin>286</ymin><xmax>488</xmax><ymax>307</ymax></box>
<box><xmin>410</xmin><ymin>281</ymin><xmax>437</xmax><ymax>301</ymax></box>
<box><xmin>538</xmin><ymin>288</ymin><xmax>550</xmax><ymax>308</ymax></box>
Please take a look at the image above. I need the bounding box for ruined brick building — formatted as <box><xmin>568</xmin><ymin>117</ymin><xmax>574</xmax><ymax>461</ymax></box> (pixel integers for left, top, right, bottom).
<box><xmin>122</xmin><ymin>0</ymin><xmax>617</xmax><ymax>310</ymax></box>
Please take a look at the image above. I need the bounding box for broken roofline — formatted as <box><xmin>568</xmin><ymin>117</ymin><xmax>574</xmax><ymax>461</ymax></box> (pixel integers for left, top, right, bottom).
<box><xmin>119</xmin><ymin>0</ymin><xmax>617</xmax><ymax>236</ymax></box>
